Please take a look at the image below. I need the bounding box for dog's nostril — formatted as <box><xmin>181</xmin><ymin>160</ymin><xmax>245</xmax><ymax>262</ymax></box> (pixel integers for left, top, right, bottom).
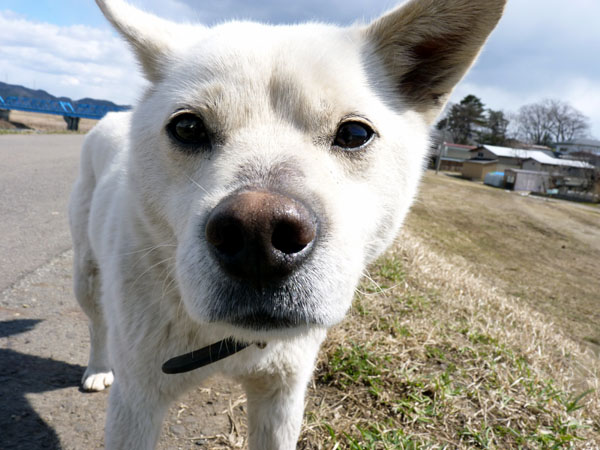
<box><xmin>218</xmin><ymin>224</ymin><xmax>244</xmax><ymax>256</ymax></box>
<box><xmin>206</xmin><ymin>220</ymin><xmax>245</xmax><ymax>257</ymax></box>
<box><xmin>272</xmin><ymin>220</ymin><xmax>315</xmax><ymax>255</ymax></box>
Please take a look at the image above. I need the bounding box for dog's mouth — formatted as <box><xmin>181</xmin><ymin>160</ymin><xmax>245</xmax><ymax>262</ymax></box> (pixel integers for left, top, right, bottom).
<box><xmin>162</xmin><ymin>338</ymin><xmax>267</xmax><ymax>374</ymax></box>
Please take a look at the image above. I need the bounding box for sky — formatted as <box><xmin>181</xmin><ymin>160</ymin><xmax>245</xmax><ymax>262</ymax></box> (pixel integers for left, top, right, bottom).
<box><xmin>1</xmin><ymin>0</ymin><xmax>599</xmax><ymax>138</ymax></box>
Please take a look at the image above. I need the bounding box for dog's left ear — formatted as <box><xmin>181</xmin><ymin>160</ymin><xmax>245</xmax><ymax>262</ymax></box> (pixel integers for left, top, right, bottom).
<box><xmin>97</xmin><ymin>0</ymin><xmax>203</xmax><ymax>82</ymax></box>
<box><xmin>363</xmin><ymin>0</ymin><xmax>506</xmax><ymax>124</ymax></box>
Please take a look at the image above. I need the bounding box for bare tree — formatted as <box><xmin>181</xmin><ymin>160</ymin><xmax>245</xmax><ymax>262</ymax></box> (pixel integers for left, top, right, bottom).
<box><xmin>545</xmin><ymin>99</ymin><xmax>590</xmax><ymax>142</ymax></box>
<box><xmin>515</xmin><ymin>99</ymin><xmax>590</xmax><ymax>145</ymax></box>
<box><xmin>515</xmin><ymin>102</ymin><xmax>552</xmax><ymax>145</ymax></box>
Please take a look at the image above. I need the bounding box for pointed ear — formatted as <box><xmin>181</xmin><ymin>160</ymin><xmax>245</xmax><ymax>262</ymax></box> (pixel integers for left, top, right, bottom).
<box><xmin>363</xmin><ymin>0</ymin><xmax>506</xmax><ymax>123</ymax></box>
<box><xmin>96</xmin><ymin>0</ymin><xmax>200</xmax><ymax>82</ymax></box>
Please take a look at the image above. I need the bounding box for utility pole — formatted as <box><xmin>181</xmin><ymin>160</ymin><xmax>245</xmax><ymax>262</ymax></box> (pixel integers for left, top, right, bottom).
<box><xmin>435</xmin><ymin>142</ymin><xmax>447</xmax><ymax>175</ymax></box>
<box><xmin>435</xmin><ymin>119</ymin><xmax>450</xmax><ymax>175</ymax></box>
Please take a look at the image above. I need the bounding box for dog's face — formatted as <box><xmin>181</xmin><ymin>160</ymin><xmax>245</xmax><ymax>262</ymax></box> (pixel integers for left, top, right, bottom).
<box><xmin>98</xmin><ymin>0</ymin><xmax>505</xmax><ymax>341</ymax></box>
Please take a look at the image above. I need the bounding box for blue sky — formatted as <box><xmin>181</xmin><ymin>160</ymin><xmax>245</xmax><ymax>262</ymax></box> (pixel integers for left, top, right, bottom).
<box><xmin>1</xmin><ymin>0</ymin><xmax>599</xmax><ymax>138</ymax></box>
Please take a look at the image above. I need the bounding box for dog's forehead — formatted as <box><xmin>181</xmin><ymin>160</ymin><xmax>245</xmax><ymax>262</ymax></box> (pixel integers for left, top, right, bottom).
<box><xmin>162</xmin><ymin>22</ymin><xmax>373</xmax><ymax>129</ymax></box>
<box><xmin>195</xmin><ymin>21</ymin><xmax>359</xmax><ymax>67</ymax></box>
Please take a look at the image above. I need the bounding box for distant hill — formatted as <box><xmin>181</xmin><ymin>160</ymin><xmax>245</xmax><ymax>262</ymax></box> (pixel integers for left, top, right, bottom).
<box><xmin>0</xmin><ymin>81</ymin><xmax>129</xmax><ymax>110</ymax></box>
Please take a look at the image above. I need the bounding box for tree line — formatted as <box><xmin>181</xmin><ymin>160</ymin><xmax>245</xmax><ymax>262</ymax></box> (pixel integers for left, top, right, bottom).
<box><xmin>436</xmin><ymin>95</ymin><xmax>591</xmax><ymax>147</ymax></box>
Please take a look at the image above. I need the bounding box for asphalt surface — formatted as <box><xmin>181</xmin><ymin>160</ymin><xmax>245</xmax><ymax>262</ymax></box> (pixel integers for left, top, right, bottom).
<box><xmin>0</xmin><ymin>134</ymin><xmax>82</xmax><ymax>293</ymax></box>
<box><xmin>0</xmin><ymin>134</ymin><xmax>242</xmax><ymax>450</ymax></box>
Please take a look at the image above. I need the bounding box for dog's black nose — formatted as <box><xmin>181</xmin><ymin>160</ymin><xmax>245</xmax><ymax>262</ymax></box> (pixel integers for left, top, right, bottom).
<box><xmin>205</xmin><ymin>190</ymin><xmax>317</xmax><ymax>285</ymax></box>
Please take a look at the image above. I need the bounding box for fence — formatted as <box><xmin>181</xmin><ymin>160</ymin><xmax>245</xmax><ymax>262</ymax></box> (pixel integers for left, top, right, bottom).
<box><xmin>0</xmin><ymin>95</ymin><xmax>130</xmax><ymax>130</ymax></box>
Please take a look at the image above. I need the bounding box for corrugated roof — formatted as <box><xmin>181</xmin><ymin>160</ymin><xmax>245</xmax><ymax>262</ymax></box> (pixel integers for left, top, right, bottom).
<box><xmin>505</xmin><ymin>169</ymin><xmax>550</xmax><ymax>176</ymax></box>
<box><xmin>556</xmin><ymin>138</ymin><xmax>600</xmax><ymax>147</ymax></box>
<box><xmin>476</xmin><ymin>145</ymin><xmax>594</xmax><ymax>169</ymax></box>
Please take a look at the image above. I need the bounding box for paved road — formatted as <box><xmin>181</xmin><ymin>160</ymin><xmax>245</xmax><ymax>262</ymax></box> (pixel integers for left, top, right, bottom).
<box><xmin>0</xmin><ymin>134</ymin><xmax>83</xmax><ymax>292</ymax></box>
<box><xmin>0</xmin><ymin>134</ymin><xmax>242</xmax><ymax>449</ymax></box>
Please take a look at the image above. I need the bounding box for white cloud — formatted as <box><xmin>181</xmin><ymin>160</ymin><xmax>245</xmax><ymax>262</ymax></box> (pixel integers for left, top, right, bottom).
<box><xmin>61</xmin><ymin>76</ymin><xmax>80</xmax><ymax>87</ymax></box>
<box><xmin>0</xmin><ymin>11</ymin><xmax>144</xmax><ymax>104</ymax></box>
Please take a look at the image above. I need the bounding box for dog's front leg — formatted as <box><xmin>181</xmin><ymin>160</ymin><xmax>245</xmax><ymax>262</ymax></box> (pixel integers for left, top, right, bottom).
<box><xmin>242</xmin><ymin>369</ymin><xmax>312</xmax><ymax>450</ymax></box>
<box><xmin>104</xmin><ymin>380</ymin><xmax>169</xmax><ymax>450</ymax></box>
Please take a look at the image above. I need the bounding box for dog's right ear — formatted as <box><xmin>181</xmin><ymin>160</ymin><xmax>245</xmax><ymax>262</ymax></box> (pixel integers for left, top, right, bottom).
<box><xmin>96</xmin><ymin>0</ymin><xmax>201</xmax><ymax>82</ymax></box>
<box><xmin>363</xmin><ymin>0</ymin><xmax>506</xmax><ymax>124</ymax></box>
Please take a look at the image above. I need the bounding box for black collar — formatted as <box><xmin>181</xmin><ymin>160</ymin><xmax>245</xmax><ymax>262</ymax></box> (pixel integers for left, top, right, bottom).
<box><xmin>162</xmin><ymin>338</ymin><xmax>264</xmax><ymax>374</ymax></box>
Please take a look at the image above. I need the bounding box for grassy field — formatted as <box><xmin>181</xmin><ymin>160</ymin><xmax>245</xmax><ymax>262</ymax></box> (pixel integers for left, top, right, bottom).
<box><xmin>407</xmin><ymin>173</ymin><xmax>600</xmax><ymax>352</ymax></box>
<box><xmin>297</xmin><ymin>172</ymin><xmax>600</xmax><ymax>449</ymax></box>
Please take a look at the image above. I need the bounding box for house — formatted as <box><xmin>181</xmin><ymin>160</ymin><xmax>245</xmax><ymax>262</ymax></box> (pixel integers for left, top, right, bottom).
<box><xmin>469</xmin><ymin>145</ymin><xmax>549</xmax><ymax>172</ymax></box>
<box><xmin>445</xmin><ymin>142</ymin><xmax>477</xmax><ymax>160</ymax></box>
<box><xmin>470</xmin><ymin>145</ymin><xmax>594</xmax><ymax>175</ymax></box>
<box><xmin>521</xmin><ymin>153</ymin><xmax>594</xmax><ymax>179</ymax></box>
<box><xmin>555</xmin><ymin>139</ymin><xmax>600</xmax><ymax>157</ymax></box>
<box><xmin>432</xmin><ymin>142</ymin><xmax>476</xmax><ymax>172</ymax></box>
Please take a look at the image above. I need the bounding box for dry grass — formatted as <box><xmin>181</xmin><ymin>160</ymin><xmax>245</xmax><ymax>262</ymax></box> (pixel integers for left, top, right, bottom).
<box><xmin>0</xmin><ymin>110</ymin><xmax>97</xmax><ymax>133</ymax></box>
<box><xmin>405</xmin><ymin>173</ymin><xmax>600</xmax><ymax>354</ymax></box>
<box><xmin>299</xmin><ymin>231</ymin><xmax>599</xmax><ymax>448</ymax></box>
<box><xmin>296</xmin><ymin>173</ymin><xmax>600</xmax><ymax>449</ymax></box>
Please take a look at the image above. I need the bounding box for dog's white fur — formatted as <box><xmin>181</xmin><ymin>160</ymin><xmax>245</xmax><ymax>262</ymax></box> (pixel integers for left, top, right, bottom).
<box><xmin>69</xmin><ymin>0</ymin><xmax>505</xmax><ymax>448</ymax></box>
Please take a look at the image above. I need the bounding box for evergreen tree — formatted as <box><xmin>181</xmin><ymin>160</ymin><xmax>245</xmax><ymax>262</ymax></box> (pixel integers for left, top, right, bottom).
<box><xmin>436</xmin><ymin>95</ymin><xmax>485</xmax><ymax>145</ymax></box>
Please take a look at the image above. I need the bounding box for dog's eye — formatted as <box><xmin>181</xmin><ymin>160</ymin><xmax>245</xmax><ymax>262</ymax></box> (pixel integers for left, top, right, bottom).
<box><xmin>167</xmin><ymin>113</ymin><xmax>211</xmax><ymax>148</ymax></box>
<box><xmin>333</xmin><ymin>121</ymin><xmax>374</xmax><ymax>150</ymax></box>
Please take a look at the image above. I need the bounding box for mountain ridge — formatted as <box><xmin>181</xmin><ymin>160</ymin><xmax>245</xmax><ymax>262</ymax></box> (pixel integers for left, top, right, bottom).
<box><xmin>0</xmin><ymin>81</ymin><xmax>129</xmax><ymax>109</ymax></box>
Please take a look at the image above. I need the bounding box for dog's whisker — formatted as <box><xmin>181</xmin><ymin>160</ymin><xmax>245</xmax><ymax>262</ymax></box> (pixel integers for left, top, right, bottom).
<box><xmin>187</xmin><ymin>175</ymin><xmax>210</xmax><ymax>196</ymax></box>
<box><xmin>119</xmin><ymin>243</ymin><xmax>177</xmax><ymax>257</ymax></box>
<box><xmin>120</xmin><ymin>243</ymin><xmax>178</xmax><ymax>271</ymax></box>
<box><xmin>130</xmin><ymin>256</ymin><xmax>176</xmax><ymax>290</ymax></box>
<box><xmin>161</xmin><ymin>269</ymin><xmax>178</xmax><ymax>299</ymax></box>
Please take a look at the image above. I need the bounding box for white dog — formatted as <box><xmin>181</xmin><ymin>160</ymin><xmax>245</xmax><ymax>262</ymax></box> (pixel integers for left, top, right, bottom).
<box><xmin>69</xmin><ymin>0</ymin><xmax>505</xmax><ymax>448</ymax></box>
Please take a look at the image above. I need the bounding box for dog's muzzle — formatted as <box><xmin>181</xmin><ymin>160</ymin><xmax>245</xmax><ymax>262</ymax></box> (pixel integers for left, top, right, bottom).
<box><xmin>205</xmin><ymin>190</ymin><xmax>318</xmax><ymax>287</ymax></box>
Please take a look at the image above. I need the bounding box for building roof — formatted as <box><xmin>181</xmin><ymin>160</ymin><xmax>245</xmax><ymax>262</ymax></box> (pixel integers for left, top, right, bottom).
<box><xmin>444</xmin><ymin>142</ymin><xmax>477</xmax><ymax>150</ymax></box>
<box><xmin>474</xmin><ymin>145</ymin><xmax>594</xmax><ymax>169</ymax></box>
<box><xmin>556</xmin><ymin>138</ymin><xmax>600</xmax><ymax>148</ymax></box>
<box><xmin>526</xmin><ymin>153</ymin><xmax>594</xmax><ymax>169</ymax></box>
<box><xmin>505</xmin><ymin>169</ymin><xmax>551</xmax><ymax>176</ymax></box>
<box><xmin>473</xmin><ymin>145</ymin><xmax>542</xmax><ymax>159</ymax></box>
<box><xmin>464</xmin><ymin>159</ymin><xmax>498</xmax><ymax>165</ymax></box>
<box><xmin>440</xmin><ymin>157</ymin><xmax>466</xmax><ymax>163</ymax></box>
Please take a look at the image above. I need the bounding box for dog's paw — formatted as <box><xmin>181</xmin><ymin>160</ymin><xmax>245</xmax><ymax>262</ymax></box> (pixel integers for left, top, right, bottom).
<box><xmin>82</xmin><ymin>369</ymin><xmax>114</xmax><ymax>392</ymax></box>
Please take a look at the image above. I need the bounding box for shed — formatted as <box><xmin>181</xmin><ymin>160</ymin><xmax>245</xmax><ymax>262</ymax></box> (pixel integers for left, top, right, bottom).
<box><xmin>504</xmin><ymin>169</ymin><xmax>551</xmax><ymax>193</ymax></box>
<box><xmin>461</xmin><ymin>159</ymin><xmax>498</xmax><ymax>180</ymax></box>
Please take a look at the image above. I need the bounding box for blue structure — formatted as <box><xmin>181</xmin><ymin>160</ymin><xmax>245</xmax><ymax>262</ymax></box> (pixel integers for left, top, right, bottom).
<box><xmin>0</xmin><ymin>95</ymin><xmax>130</xmax><ymax>130</ymax></box>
